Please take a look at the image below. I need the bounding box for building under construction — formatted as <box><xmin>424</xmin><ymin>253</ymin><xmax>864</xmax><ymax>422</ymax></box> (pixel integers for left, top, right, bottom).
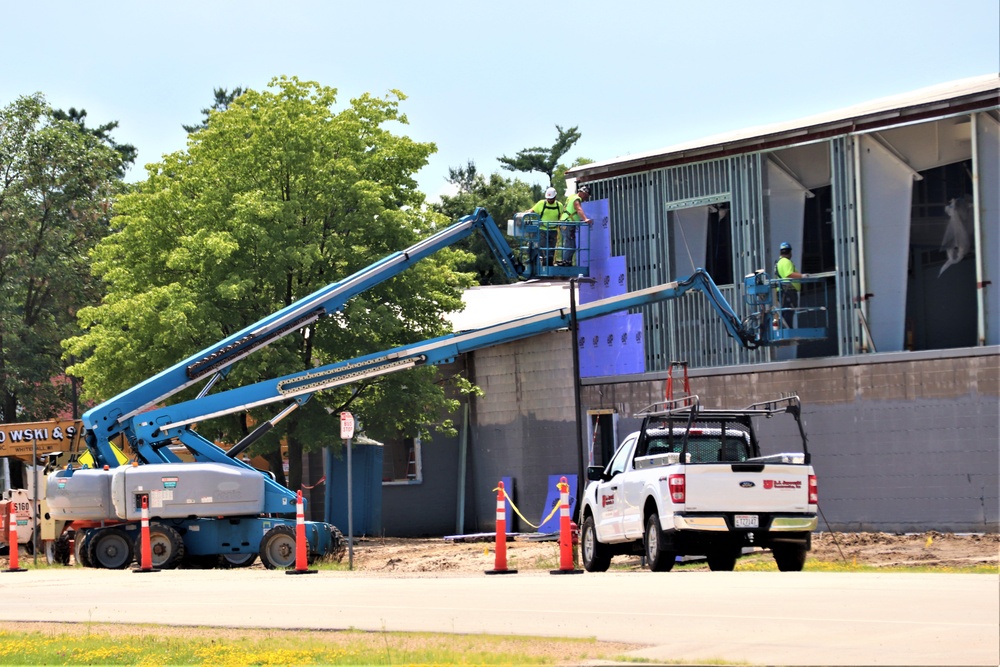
<box><xmin>374</xmin><ymin>76</ymin><xmax>999</xmax><ymax>537</ymax></box>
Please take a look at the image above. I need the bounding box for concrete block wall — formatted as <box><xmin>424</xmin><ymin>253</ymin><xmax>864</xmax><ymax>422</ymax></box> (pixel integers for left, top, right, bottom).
<box><xmin>467</xmin><ymin>331</ymin><xmax>580</xmax><ymax>533</ymax></box>
<box><xmin>377</xmin><ymin>335</ymin><xmax>995</xmax><ymax>536</ymax></box>
<box><xmin>582</xmin><ymin>348</ymin><xmax>999</xmax><ymax>532</ymax></box>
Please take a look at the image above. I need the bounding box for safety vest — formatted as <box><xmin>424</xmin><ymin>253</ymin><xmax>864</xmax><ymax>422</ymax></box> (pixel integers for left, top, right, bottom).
<box><xmin>775</xmin><ymin>256</ymin><xmax>801</xmax><ymax>292</ymax></box>
<box><xmin>531</xmin><ymin>199</ymin><xmax>565</xmax><ymax>229</ymax></box>
<box><xmin>563</xmin><ymin>194</ymin><xmax>583</xmax><ymax>222</ymax></box>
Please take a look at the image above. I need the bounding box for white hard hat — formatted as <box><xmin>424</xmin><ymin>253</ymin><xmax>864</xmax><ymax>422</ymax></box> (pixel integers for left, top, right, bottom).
<box><xmin>544</xmin><ymin>187</ymin><xmax>557</xmax><ymax>199</ymax></box>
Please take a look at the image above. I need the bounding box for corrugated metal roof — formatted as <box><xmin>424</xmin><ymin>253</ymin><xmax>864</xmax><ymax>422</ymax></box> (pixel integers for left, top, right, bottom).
<box><xmin>446</xmin><ymin>281</ymin><xmax>573</xmax><ymax>332</ymax></box>
<box><xmin>569</xmin><ymin>73</ymin><xmax>1000</xmax><ymax>180</ymax></box>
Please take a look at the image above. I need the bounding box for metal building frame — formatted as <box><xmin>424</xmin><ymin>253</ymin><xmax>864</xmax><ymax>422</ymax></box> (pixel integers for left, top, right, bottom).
<box><xmin>588</xmin><ymin>145</ymin><xmax>866</xmax><ymax>371</ymax></box>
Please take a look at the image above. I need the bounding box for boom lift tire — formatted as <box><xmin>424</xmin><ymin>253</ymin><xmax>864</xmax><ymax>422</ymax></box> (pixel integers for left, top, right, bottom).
<box><xmin>46</xmin><ymin>532</ymin><xmax>72</xmax><ymax>566</ymax></box>
<box><xmin>75</xmin><ymin>529</ymin><xmax>96</xmax><ymax>568</ymax></box>
<box><xmin>88</xmin><ymin>528</ymin><xmax>134</xmax><ymax>569</ymax></box>
<box><xmin>54</xmin><ymin>531</ymin><xmax>73</xmax><ymax>565</ymax></box>
<box><xmin>179</xmin><ymin>555</ymin><xmax>219</xmax><ymax>569</ymax></box>
<box><xmin>219</xmin><ymin>552</ymin><xmax>258</xmax><ymax>568</ymax></box>
<box><xmin>581</xmin><ymin>515</ymin><xmax>611</xmax><ymax>572</ymax></box>
<box><xmin>259</xmin><ymin>524</ymin><xmax>297</xmax><ymax>569</ymax></box>
<box><xmin>327</xmin><ymin>525</ymin><xmax>346</xmax><ymax>562</ymax></box>
<box><xmin>644</xmin><ymin>512</ymin><xmax>676</xmax><ymax>572</ymax></box>
<box><xmin>136</xmin><ymin>523</ymin><xmax>185</xmax><ymax>569</ymax></box>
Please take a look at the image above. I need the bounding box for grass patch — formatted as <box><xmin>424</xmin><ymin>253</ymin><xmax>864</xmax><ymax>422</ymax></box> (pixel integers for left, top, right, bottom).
<box><xmin>730</xmin><ymin>552</ymin><xmax>997</xmax><ymax>574</ymax></box>
<box><xmin>0</xmin><ymin>623</ymin><xmax>642</xmax><ymax>666</ymax></box>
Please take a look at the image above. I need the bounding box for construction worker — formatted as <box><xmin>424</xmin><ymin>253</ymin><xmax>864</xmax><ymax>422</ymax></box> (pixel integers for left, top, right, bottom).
<box><xmin>525</xmin><ymin>187</ymin><xmax>565</xmax><ymax>266</ymax></box>
<box><xmin>774</xmin><ymin>242</ymin><xmax>808</xmax><ymax>327</ymax></box>
<box><xmin>559</xmin><ymin>185</ymin><xmax>593</xmax><ymax>265</ymax></box>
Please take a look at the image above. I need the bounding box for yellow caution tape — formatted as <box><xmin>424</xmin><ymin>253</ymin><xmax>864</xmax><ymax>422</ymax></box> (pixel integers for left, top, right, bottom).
<box><xmin>492</xmin><ymin>486</ymin><xmax>561</xmax><ymax>530</ymax></box>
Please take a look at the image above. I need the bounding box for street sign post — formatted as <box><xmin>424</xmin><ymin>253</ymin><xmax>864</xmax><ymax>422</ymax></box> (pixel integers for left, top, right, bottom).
<box><xmin>340</xmin><ymin>411</ymin><xmax>354</xmax><ymax>569</ymax></box>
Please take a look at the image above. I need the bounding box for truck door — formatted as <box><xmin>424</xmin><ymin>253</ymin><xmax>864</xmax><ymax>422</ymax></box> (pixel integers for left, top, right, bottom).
<box><xmin>621</xmin><ymin>456</ymin><xmax>648</xmax><ymax>539</ymax></box>
<box><xmin>595</xmin><ymin>434</ymin><xmax>634</xmax><ymax>542</ymax></box>
<box><xmin>621</xmin><ymin>433</ymin><xmax>660</xmax><ymax>539</ymax></box>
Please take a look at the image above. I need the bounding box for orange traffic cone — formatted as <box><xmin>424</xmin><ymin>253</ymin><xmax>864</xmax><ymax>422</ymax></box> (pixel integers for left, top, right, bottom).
<box><xmin>287</xmin><ymin>490</ymin><xmax>317</xmax><ymax>575</ymax></box>
<box><xmin>550</xmin><ymin>477</ymin><xmax>582</xmax><ymax>575</ymax></box>
<box><xmin>485</xmin><ymin>481</ymin><xmax>517</xmax><ymax>575</ymax></box>
<box><xmin>133</xmin><ymin>495</ymin><xmax>160</xmax><ymax>573</ymax></box>
<box><xmin>4</xmin><ymin>502</ymin><xmax>26</xmax><ymax>573</ymax></box>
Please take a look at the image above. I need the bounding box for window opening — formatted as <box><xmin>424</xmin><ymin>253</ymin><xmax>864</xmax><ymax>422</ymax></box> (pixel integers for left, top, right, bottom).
<box><xmin>667</xmin><ymin>201</ymin><xmax>732</xmax><ymax>284</ymax></box>
<box><xmin>801</xmin><ymin>185</ymin><xmax>835</xmax><ymax>274</ymax></box>
<box><xmin>705</xmin><ymin>203</ymin><xmax>733</xmax><ymax>285</ymax></box>
<box><xmin>906</xmin><ymin>160</ymin><xmax>976</xmax><ymax>350</ymax></box>
<box><xmin>382</xmin><ymin>435</ymin><xmax>421</xmax><ymax>484</ymax></box>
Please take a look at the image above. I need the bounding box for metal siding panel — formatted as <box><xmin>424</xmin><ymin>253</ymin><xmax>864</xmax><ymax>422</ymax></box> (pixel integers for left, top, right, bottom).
<box><xmin>831</xmin><ymin>137</ymin><xmax>862</xmax><ymax>356</ymax></box>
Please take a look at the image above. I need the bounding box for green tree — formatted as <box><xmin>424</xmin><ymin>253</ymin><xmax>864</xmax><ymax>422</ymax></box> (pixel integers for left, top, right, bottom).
<box><xmin>65</xmin><ymin>76</ymin><xmax>476</xmax><ymax>491</ymax></box>
<box><xmin>182</xmin><ymin>87</ymin><xmax>247</xmax><ymax>133</ymax></box>
<box><xmin>0</xmin><ymin>93</ymin><xmax>125</xmax><ymax>426</ymax></box>
<box><xmin>432</xmin><ymin>161</ymin><xmax>534</xmax><ymax>285</ymax></box>
<box><xmin>499</xmin><ymin>124</ymin><xmax>582</xmax><ymax>195</ymax></box>
<box><xmin>51</xmin><ymin>107</ymin><xmax>137</xmax><ymax>176</ymax></box>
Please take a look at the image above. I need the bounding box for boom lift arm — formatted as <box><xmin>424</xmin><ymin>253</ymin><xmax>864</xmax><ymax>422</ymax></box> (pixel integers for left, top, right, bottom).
<box><xmin>126</xmin><ymin>269</ymin><xmax>771</xmax><ymax>482</ymax></box>
<box><xmin>81</xmin><ymin>208</ymin><xmax>530</xmax><ymax>468</ymax></box>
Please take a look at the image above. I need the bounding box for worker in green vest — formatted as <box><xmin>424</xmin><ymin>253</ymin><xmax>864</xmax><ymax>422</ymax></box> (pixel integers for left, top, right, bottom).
<box><xmin>525</xmin><ymin>187</ymin><xmax>565</xmax><ymax>266</ymax></box>
<box><xmin>559</xmin><ymin>185</ymin><xmax>593</xmax><ymax>265</ymax></box>
<box><xmin>774</xmin><ymin>242</ymin><xmax>808</xmax><ymax>327</ymax></box>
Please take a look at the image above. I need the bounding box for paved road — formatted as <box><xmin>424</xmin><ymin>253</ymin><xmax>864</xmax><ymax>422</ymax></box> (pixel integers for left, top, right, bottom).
<box><xmin>0</xmin><ymin>568</ymin><xmax>995</xmax><ymax>666</ymax></box>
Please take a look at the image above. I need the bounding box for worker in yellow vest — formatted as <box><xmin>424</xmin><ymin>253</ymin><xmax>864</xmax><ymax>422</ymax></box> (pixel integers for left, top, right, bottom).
<box><xmin>774</xmin><ymin>242</ymin><xmax>809</xmax><ymax>327</ymax></box>
<box><xmin>559</xmin><ymin>185</ymin><xmax>593</xmax><ymax>265</ymax></box>
<box><xmin>525</xmin><ymin>187</ymin><xmax>565</xmax><ymax>266</ymax></box>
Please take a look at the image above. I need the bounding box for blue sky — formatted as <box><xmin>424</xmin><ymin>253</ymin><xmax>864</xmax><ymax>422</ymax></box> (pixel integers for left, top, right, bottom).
<box><xmin>4</xmin><ymin>1</ymin><xmax>998</xmax><ymax>202</ymax></box>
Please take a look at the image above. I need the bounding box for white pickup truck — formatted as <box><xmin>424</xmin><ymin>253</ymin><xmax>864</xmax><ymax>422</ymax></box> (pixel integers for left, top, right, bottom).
<box><xmin>579</xmin><ymin>395</ymin><xmax>817</xmax><ymax>572</ymax></box>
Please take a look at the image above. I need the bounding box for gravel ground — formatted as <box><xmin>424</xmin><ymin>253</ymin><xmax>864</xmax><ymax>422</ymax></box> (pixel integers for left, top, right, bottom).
<box><xmin>343</xmin><ymin>530</ymin><xmax>999</xmax><ymax>573</ymax></box>
<box><xmin>2</xmin><ymin>530</ymin><xmax>995</xmax><ymax>573</ymax></box>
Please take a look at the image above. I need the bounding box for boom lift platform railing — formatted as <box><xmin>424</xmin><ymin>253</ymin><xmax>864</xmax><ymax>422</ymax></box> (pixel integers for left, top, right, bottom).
<box><xmin>743</xmin><ymin>271</ymin><xmax>830</xmax><ymax>344</ymax></box>
<box><xmin>508</xmin><ymin>213</ymin><xmax>590</xmax><ymax>279</ymax></box>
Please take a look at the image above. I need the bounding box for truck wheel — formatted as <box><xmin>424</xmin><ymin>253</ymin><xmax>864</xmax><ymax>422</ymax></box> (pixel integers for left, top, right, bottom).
<box><xmin>219</xmin><ymin>552</ymin><xmax>258</xmax><ymax>568</ymax></box>
<box><xmin>136</xmin><ymin>524</ymin><xmax>185</xmax><ymax>569</ymax></box>
<box><xmin>772</xmin><ymin>544</ymin><xmax>807</xmax><ymax>571</ymax></box>
<box><xmin>88</xmin><ymin>528</ymin><xmax>134</xmax><ymax>570</ymax></box>
<box><xmin>581</xmin><ymin>515</ymin><xmax>611</xmax><ymax>572</ymax></box>
<box><xmin>259</xmin><ymin>524</ymin><xmax>297</xmax><ymax>569</ymax></box>
<box><xmin>644</xmin><ymin>513</ymin><xmax>676</xmax><ymax>572</ymax></box>
<box><xmin>707</xmin><ymin>550</ymin><xmax>738</xmax><ymax>571</ymax></box>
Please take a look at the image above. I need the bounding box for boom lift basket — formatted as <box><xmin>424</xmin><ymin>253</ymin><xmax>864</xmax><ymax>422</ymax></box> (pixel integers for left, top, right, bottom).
<box><xmin>509</xmin><ymin>213</ymin><xmax>590</xmax><ymax>279</ymax></box>
<box><xmin>743</xmin><ymin>271</ymin><xmax>830</xmax><ymax>345</ymax></box>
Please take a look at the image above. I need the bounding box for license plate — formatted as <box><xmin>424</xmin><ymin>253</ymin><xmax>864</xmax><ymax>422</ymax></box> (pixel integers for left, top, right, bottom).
<box><xmin>734</xmin><ymin>514</ymin><xmax>759</xmax><ymax>528</ymax></box>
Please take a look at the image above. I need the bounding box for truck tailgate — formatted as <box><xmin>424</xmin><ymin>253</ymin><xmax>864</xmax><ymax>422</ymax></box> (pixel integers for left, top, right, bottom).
<box><xmin>683</xmin><ymin>463</ymin><xmax>813</xmax><ymax>513</ymax></box>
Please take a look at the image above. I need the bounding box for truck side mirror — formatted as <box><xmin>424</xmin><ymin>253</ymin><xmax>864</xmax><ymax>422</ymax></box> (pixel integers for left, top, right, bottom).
<box><xmin>587</xmin><ymin>465</ymin><xmax>606</xmax><ymax>482</ymax></box>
